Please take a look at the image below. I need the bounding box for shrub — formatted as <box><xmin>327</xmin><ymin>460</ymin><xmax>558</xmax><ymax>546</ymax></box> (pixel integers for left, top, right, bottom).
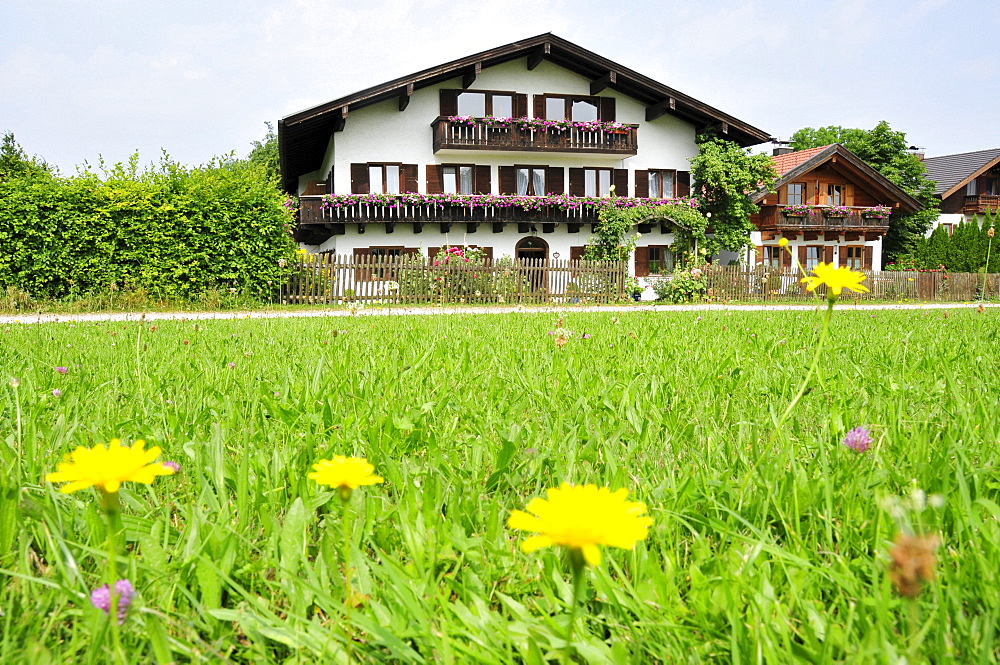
<box><xmin>650</xmin><ymin>267</ymin><xmax>707</xmax><ymax>303</ymax></box>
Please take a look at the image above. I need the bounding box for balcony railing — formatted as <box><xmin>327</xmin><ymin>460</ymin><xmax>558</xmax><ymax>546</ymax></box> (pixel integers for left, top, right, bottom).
<box><xmin>299</xmin><ymin>195</ymin><xmax>604</xmax><ymax>225</ymax></box>
<box><xmin>758</xmin><ymin>207</ymin><xmax>890</xmax><ymax>231</ymax></box>
<box><xmin>963</xmin><ymin>194</ymin><xmax>1000</xmax><ymax>215</ymax></box>
<box><xmin>431</xmin><ymin>117</ymin><xmax>638</xmax><ymax>154</ymax></box>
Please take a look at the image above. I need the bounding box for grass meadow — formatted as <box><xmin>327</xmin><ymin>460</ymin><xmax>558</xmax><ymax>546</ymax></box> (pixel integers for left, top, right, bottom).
<box><xmin>2</xmin><ymin>308</ymin><xmax>999</xmax><ymax>664</ymax></box>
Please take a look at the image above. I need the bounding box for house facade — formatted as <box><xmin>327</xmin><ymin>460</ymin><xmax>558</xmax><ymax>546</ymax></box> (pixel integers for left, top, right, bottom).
<box><xmin>280</xmin><ymin>33</ymin><xmax>769</xmax><ymax>284</ymax></box>
<box><xmin>922</xmin><ymin>148</ymin><xmax>1000</xmax><ymax>236</ymax></box>
<box><xmin>746</xmin><ymin>144</ymin><xmax>922</xmax><ymax>271</ymax></box>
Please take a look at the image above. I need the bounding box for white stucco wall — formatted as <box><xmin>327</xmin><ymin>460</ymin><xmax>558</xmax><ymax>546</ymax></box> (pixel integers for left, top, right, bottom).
<box><xmin>746</xmin><ymin>231</ymin><xmax>883</xmax><ymax>271</ymax></box>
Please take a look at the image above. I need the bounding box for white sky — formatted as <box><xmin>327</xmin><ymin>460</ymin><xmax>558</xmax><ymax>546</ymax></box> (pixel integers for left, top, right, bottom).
<box><xmin>2</xmin><ymin>0</ymin><xmax>998</xmax><ymax>174</ymax></box>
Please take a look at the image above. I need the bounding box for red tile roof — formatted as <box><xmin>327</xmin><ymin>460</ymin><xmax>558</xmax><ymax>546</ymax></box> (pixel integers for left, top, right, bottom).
<box><xmin>771</xmin><ymin>145</ymin><xmax>834</xmax><ymax>176</ymax></box>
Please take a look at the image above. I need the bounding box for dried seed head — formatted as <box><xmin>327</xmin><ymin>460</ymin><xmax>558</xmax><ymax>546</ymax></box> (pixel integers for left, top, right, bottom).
<box><xmin>888</xmin><ymin>533</ymin><xmax>940</xmax><ymax>598</ymax></box>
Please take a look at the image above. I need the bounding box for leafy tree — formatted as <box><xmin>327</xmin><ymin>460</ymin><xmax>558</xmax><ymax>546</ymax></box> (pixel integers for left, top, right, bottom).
<box><xmin>0</xmin><ymin>132</ymin><xmax>51</xmax><ymax>182</ymax></box>
<box><xmin>789</xmin><ymin>121</ymin><xmax>938</xmax><ymax>262</ymax></box>
<box><xmin>246</xmin><ymin>122</ymin><xmax>280</xmax><ymax>184</ymax></box>
<box><xmin>689</xmin><ymin>136</ymin><xmax>778</xmax><ymax>254</ymax></box>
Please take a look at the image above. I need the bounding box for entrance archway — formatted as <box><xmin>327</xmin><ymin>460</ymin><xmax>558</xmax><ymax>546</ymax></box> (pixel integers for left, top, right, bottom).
<box><xmin>515</xmin><ymin>236</ymin><xmax>548</xmax><ymax>292</ymax></box>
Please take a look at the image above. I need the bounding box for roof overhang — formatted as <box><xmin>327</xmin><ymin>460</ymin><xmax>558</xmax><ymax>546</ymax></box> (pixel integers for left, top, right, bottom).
<box><xmin>279</xmin><ymin>33</ymin><xmax>771</xmax><ymax>192</ymax></box>
<box><xmin>750</xmin><ymin>145</ymin><xmax>923</xmax><ymax>214</ymax></box>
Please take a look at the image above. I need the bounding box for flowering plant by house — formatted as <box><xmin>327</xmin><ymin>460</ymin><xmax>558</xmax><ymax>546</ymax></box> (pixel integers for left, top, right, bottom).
<box><xmin>862</xmin><ymin>205</ymin><xmax>892</xmax><ymax>218</ymax></box>
<box><xmin>782</xmin><ymin>204</ymin><xmax>813</xmax><ymax>216</ymax></box>
<box><xmin>823</xmin><ymin>205</ymin><xmax>852</xmax><ymax>217</ymax></box>
<box><xmin>320</xmin><ymin>192</ymin><xmax>698</xmax><ymax>212</ymax></box>
<box><xmin>447</xmin><ymin>115</ymin><xmax>633</xmax><ymax>135</ymax></box>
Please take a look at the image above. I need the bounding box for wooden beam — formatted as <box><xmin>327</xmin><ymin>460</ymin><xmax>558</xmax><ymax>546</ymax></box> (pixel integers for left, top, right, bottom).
<box><xmin>440</xmin><ymin>222</ymin><xmax>452</xmax><ymax>233</ymax></box>
<box><xmin>637</xmin><ymin>223</ymin><xmax>653</xmax><ymax>234</ymax></box>
<box><xmin>518</xmin><ymin>223</ymin><xmax>532</xmax><ymax>234</ymax></box>
<box><xmin>333</xmin><ymin>105</ymin><xmax>348</xmax><ymax>132</ymax></box>
<box><xmin>398</xmin><ymin>83</ymin><xmax>413</xmax><ymax>112</ymax></box>
<box><xmin>413</xmin><ymin>222</ymin><xmax>424</xmax><ymax>234</ymax></box>
<box><xmin>462</xmin><ymin>62</ymin><xmax>481</xmax><ymax>89</ymax></box>
<box><xmin>492</xmin><ymin>222</ymin><xmax>505</xmax><ymax>233</ymax></box>
<box><xmin>466</xmin><ymin>222</ymin><xmax>479</xmax><ymax>234</ymax></box>
<box><xmin>567</xmin><ymin>223</ymin><xmax>582</xmax><ymax>234</ymax></box>
<box><xmin>542</xmin><ymin>223</ymin><xmax>555</xmax><ymax>234</ymax></box>
<box><xmin>590</xmin><ymin>71</ymin><xmax>616</xmax><ymax>95</ymax></box>
<box><xmin>645</xmin><ymin>97</ymin><xmax>675</xmax><ymax>122</ymax></box>
<box><xmin>527</xmin><ymin>42</ymin><xmax>550</xmax><ymax>70</ymax></box>
<box><xmin>357</xmin><ymin>223</ymin><xmax>366</xmax><ymax>234</ymax></box>
<box><xmin>385</xmin><ymin>222</ymin><xmax>395</xmax><ymax>234</ymax></box>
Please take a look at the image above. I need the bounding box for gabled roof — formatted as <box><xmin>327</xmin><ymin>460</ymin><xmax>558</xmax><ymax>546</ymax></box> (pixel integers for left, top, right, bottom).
<box><xmin>750</xmin><ymin>144</ymin><xmax>923</xmax><ymax>214</ymax></box>
<box><xmin>279</xmin><ymin>33</ymin><xmax>771</xmax><ymax>191</ymax></box>
<box><xmin>922</xmin><ymin>148</ymin><xmax>1000</xmax><ymax>198</ymax></box>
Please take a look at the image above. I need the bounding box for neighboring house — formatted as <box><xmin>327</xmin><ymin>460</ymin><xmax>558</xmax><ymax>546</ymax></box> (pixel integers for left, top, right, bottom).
<box><xmin>280</xmin><ymin>33</ymin><xmax>769</xmax><ymax>286</ymax></box>
<box><xmin>746</xmin><ymin>144</ymin><xmax>923</xmax><ymax>271</ymax></box>
<box><xmin>922</xmin><ymin>148</ymin><xmax>1000</xmax><ymax>236</ymax></box>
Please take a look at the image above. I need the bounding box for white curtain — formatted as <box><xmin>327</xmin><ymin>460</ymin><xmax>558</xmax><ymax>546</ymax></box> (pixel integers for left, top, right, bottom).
<box><xmin>532</xmin><ymin>169</ymin><xmax>545</xmax><ymax>196</ymax></box>
<box><xmin>516</xmin><ymin>168</ymin><xmax>529</xmax><ymax>195</ymax></box>
<box><xmin>460</xmin><ymin>167</ymin><xmax>473</xmax><ymax>194</ymax></box>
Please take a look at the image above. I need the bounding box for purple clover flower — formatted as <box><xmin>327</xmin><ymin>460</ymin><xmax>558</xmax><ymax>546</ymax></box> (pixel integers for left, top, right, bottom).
<box><xmin>91</xmin><ymin>579</ymin><xmax>135</xmax><ymax>625</ymax></box>
<box><xmin>843</xmin><ymin>427</ymin><xmax>873</xmax><ymax>453</ymax></box>
<box><xmin>162</xmin><ymin>461</ymin><xmax>181</xmax><ymax>473</ymax></box>
<box><xmin>52</xmin><ymin>389</ymin><xmax>62</xmax><ymax>397</ymax></box>
<box><xmin>54</xmin><ymin>366</ymin><xmax>68</xmax><ymax>374</ymax></box>
<box><xmin>227</xmin><ymin>362</ymin><xmax>236</xmax><ymax>369</ymax></box>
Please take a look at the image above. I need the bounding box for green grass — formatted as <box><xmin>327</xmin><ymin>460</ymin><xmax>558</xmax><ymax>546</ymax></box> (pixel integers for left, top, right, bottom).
<box><xmin>2</xmin><ymin>309</ymin><xmax>999</xmax><ymax>663</ymax></box>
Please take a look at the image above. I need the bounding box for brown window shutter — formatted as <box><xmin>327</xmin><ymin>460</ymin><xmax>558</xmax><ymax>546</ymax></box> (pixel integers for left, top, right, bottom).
<box><xmin>863</xmin><ymin>246</ymin><xmax>873</xmax><ymax>270</ymax></box>
<box><xmin>781</xmin><ymin>247</ymin><xmax>792</xmax><ymax>268</ymax></box>
<box><xmin>599</xmin><ymin>97</ymin><xmax>616</xmax><ymax>121</ymax></box>
<box><xmin>532</xmin><ymin>95</ymin><xmax>545</xmax><ymax>119</ymax></box>
<box><xmin>474</xmin><ymin>165</ymin><xmax>491</xmax><ymax>194</ymax></box>
<box><xmin>845</xmin><ymin>184</ymin><xmax>855</xmax><ymax>206</ymax></box>
<box><xmin>634</xmin><ymin>246</ymin><xmax>650</xmax><ymax>277</ymax></box>
<box><xmin>353</xmin><ymin>247</ymin><xmax>372</xmax><ymax>281</ymax></box>
<box><xmin>613</xmin><ymin>169</ymin><xmax>628</xmax><ymax>197</ymax></box>
<box><xmin>350</xmin><ymin>163</ymin><xmax>369</xmax><ymax>194</ymax></box>
<box><xmin>634</xmin><ymin>170</ymin><xmax>649</xmax><ymax>198</ymax></box>
<box><xmin>755</xmin><ymin>245</ymin><xmax>764</xmax><ymax>264</ymax></box>
<box><xmin>499</xmin><ymin>166</ymin><xmax>515</xmax><ymax>194</ymax></box>
<box><xmin>480</xmin><ymin>246</ymin><xmax>494</xmax><ymax>261</ymax></box>
<box><xmin>824</xmin><ymin>246</ymin><xmax>834</xmax><ymax>265</ymax></box>
<box><xmin>402</xmin><ymin>247</ymin><xmax>420</xmax><ymax>257</ymax></box>
<box><xmin>327</xmin><ymin>166</ymin><xmax>335</xmax><ymax>194</ymax></box>
<box><xmin>798</xmin><ymin>246</ymin><xmax>807</xmax><ymax>267</ymax></box>
<box><xmin>568</xmin><ymin>168</ymin><xmax>584</xmax><ymax>197</ymax></box>
<box><xmin>426</xmin><ymin>164</ymin><xmax>443</xmax><ymax>194</ymax></box>
<box><xmin>402</xmin><ymin>164</ymin><xmax>418</xmax><ymax>193</ymax></box>
<box><xmin>428</xmin><ymin>246</ymin><xmax>441</xmax><ymax>259</ymax></box>
<box><xmin>676</xmin><ymin>170</ymin><xmax>691</xmax><ymax>197</ymax></box>
<box><xmin>546</xmin><ymin>166</ymin><xmax>565</xmax><ymax>195</ymax></box>
<box><xmin>514</xmin><ymin>93</ymin><xmax>527</xmax><ymax>118</ymax></box>
<box><xmin>570</xmin><ymin>246</ymin><xmax>585</xmax><ymax>261</ymax></box>
<box><xmin>440</xmin><ymin>89</ymin><xmax>458</xmax><ymax>116</ymax></box>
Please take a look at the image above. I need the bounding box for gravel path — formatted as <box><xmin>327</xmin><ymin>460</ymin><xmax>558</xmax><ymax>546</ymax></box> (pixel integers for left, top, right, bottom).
<box><xmin>1</xmin><ymin>301</ymin><xmax>995</xmax><ymax>326</ymax></box>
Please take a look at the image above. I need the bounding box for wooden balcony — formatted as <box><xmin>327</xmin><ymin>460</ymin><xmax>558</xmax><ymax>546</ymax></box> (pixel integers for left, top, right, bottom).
<box><xmin>298</xmin><ymin>195</ymin><xmax>603</xmax><ymax>228</ymax></box>
<box><xmin>757</xmin><ymin>206</ymin><xmax>890</xmax><ymax>232</ymax></box>
<box><xmin>431</xmin><ymin>117</ymin><xmax>638</xmax><ymax>155</ymax></box>
<box><xmin>963</xmin><ymin>194</ymin><xmax>1000</xmax><ymax>215</ymax></box>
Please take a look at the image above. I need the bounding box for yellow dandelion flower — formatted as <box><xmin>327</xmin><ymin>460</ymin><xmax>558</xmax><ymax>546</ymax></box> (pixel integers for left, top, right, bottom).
<box><xmin>778</xmin><ymin>238</ymin><xmax>789</xmax><ymax>248</ymax></box>
<box><xmin>46</xmin><ymin>439</ymin><xmax>175</xmax><ymax>494</ymax></box>
<box><xmin>507</xmin><ymin>483</ymin><xmax>652</xmax><ymax>566</ymax></box>
<box><xmin>800</xmin><ymin>262</ymin><xmax>870</xmax><ymax>296</ymax></box>
<box><xmin>308</xmin><ymin>456</ymin><xmax>384</xmax><ymax>490</ymax></box>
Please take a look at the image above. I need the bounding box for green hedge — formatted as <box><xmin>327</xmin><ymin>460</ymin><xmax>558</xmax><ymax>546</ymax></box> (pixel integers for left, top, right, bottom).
<box><xmin>0</xmin><ymin>156</ymin><xmax>297</xmax><ymax>298</ymax></box>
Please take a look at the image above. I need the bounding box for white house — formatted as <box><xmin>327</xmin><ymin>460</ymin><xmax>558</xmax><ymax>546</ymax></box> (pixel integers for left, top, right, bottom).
<box><xmin>279</xmin><ymin>33</ymin><xmax>770</xmax><ymax>286</ymax></box>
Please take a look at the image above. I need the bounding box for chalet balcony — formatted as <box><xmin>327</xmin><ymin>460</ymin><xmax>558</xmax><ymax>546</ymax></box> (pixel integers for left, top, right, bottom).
<box><xmin>758</xmin><ymin>206</ymin><xmax>891</xmax><ymax>232</ymax></box>
<box><xmin>431</xmin><ymin>116</ymin><xmax>638</xmax><ymax>155</ymax></box>
<box><xmin>963</xmin><ymin>194</ymin><xmax>1000</xmax><ymax>215</ymax></box>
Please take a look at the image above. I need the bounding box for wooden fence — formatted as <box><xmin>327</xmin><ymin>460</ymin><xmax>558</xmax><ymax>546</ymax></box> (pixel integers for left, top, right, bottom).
<box><xmin>698</xmin><ymin>266</ymin><xmax>1000</xmax><ymax>303</ymax></box>
<box><xmin>281</xmin><ymin>255</ymin><xmax>629</xmax><ymax>305</ymax></box>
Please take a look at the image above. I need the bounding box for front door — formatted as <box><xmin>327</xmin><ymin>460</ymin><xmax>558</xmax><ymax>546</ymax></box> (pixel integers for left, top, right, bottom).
<box><xmin>516</xmin><ymin>236</ymin><xmax>548</xmax><ymax>292</ymax></box>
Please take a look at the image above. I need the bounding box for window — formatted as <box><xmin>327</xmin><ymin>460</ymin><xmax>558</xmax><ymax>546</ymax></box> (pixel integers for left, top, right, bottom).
<box><xmin>763</xmin><ymin>246</ymin><xmax>782</xmax><ymax>268</ymax></box>
<box><xmin>541</xmin><ymin>95</ymin><xmax>604</xmax><ymax>121</ymax></box>
<box><xmin>516</xmin><ymin>167</ymin><xmax>546</xmax><ymax>196</ymax></box>
<box><xmin>826</xmin><ymin>184</ymin><xmax>844</xmax><ymax>206</ymax></box>
<box><xmin>443</xmin><ymin>165</ymin><xmax>474</xmax><ymax>194</ymax></box>
<box><xmin>984</xmin><ymin>178</ymin><xmax>999</xmax><ymax>196</ymax></box>
<box><xmin>804</xmin><ymin>246</ymin><xmax>822</xmax><ymax>271</ymax></box>
<box><xmin>367</xmin><ymin>164</ymin><xmax>402</xmax><ymax>194</ymax></box>
<box><xmin>457</xmin><ymin>91</ymin><xmax>515</xmax><ymax>118</ymax></box>
<box><xmin>648</xmin><ymin>246</ymin><xmax>674</xmax><ymax>274</ymax></box>
<box><xmin>787</xmin><ymin>183</ymin><xmax>805</xmax><ymax>206</ymax></box>
<box><xmin>649</xmin><ymin>170</ymin><xmax>675</xmax><ymax>198</ymax></box>
<box><xmin>584</xmin><ymin>168</ymin><xmax>613</xmax><ymax>197</ymax></box>
<box><xmin>843</xmin><ymin>246</ymin><xmax>864</xmax><ymax>270</ymax></box>
<box><xmin>966</xmin><ymin>180</ymin><xmax>978</xmax><ymax>196</ymax></box>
